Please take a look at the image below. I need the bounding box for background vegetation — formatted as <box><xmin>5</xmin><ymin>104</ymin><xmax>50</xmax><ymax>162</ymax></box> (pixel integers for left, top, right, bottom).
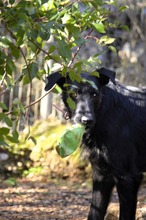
<box><xmin>0</xmin><ymin>0</ymin><xmax>146</xmax><ymax>181</ymax></box>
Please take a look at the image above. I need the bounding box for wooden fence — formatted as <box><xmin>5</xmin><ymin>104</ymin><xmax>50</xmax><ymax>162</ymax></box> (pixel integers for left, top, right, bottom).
<box><xmin>0</xmin><ymin>79</ymin><xmax>63</xmax><ymax>130</ymax></box>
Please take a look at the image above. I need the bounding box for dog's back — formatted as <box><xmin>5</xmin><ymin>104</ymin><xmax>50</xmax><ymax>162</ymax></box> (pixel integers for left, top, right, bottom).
<box><xmin>115</xmin><ymin>81</ymin><xmax>146</xmax><ymax>106</ymax></box>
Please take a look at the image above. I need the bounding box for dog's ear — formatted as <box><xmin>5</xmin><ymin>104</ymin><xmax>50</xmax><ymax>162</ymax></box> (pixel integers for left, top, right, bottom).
<box><xmin>97</xmin><ymin>67</ymin><xmax>116</xmax><ymax>86</ymax></box>
<box><xmin>45</xmin><ymin>72</ymin><xmax>67</xmax><ymax>91</ymax></box>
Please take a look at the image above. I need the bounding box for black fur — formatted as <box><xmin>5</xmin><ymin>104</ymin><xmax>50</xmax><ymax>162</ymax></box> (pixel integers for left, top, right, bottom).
<box><xmin>45</xmin><ymin>68</ymin><xmax>146</xmax><ymax>220</ymax></box>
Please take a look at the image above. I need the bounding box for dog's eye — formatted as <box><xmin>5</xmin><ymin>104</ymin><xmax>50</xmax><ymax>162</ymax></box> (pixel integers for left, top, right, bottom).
<box><xmin>70</xmin><ymin>92</ymin><xmax>78</xmax><ymax>98</ymax></box>
<box><xmin>92</xmin><ymin>93</ymin><xmax>97</xmax><ymax>98</ymax></box>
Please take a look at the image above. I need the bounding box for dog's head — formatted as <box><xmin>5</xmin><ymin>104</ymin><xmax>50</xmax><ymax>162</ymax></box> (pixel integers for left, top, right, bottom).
<box><xmin>45</xmin><ymin>67</ymin><xmax>116</xmax><ymax>127</ymax></box>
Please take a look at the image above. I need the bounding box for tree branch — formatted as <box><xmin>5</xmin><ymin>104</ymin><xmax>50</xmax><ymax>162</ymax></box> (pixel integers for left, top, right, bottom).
<box><xmin>29</xmin><ymin>39</ymin><xmax>63</xmax><ymax>66</ymax></box>
<box><xmin>67</xmin><ymin>29</ymin><xmax>94</xmax><ymax>67</ymax></box>
<box><xmin>5</xmin><ymin>84</ymin><xmax>56</xmax><ymax>116</ymax></box>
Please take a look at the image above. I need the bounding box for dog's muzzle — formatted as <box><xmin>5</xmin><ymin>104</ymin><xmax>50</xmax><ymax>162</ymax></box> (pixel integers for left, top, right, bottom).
<box><xmin>74</xmin><ymin>113</ymin><xmax>94</xmax><ymax>126</ymax></box>
<box><xmin>81</xmin><ymin>115</ymin><xmax>94</xmax><ymax>125</ymax></box>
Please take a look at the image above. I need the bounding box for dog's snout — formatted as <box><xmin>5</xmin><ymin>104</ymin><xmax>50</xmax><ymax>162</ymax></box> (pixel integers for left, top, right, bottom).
<box><xmin>81</xmin><ymin>115</ymin><xmax>93</xmax><ymax>125</ymax></box>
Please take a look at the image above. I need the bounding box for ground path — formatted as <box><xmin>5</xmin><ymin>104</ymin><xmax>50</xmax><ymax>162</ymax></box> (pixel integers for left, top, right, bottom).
<box><xmin>0</xmin><ymin>177</ymin><xmax>146</xmax><ymax>220</ymax></box>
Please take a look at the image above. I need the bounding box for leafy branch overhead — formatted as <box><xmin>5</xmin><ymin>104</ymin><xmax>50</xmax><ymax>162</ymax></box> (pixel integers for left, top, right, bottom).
<box><xmin>0</xmin><ymin>0</ymin><xmax>128</xmax><ymax>145</ymax></box>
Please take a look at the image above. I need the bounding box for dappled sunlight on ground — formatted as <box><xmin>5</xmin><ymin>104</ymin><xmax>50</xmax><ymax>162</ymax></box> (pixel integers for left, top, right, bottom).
<box><xmin>0</xmin><ymin>177</ymin><xmax>146</xmax><ymax>220</ymax></box>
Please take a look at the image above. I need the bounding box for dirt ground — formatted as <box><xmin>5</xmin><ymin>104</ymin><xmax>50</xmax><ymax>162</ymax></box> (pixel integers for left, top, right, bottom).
<box><xmin>0</xmin><ymin>177</ymin><xmax>146</xmax><ymax>220</ymax></box>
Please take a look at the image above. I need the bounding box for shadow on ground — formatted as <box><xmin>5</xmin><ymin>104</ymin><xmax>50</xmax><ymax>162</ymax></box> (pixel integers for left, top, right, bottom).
<box><xmin>0</xmin><ymin>177</ymin><xmax>146</xmax><ymax>220</ymax></box>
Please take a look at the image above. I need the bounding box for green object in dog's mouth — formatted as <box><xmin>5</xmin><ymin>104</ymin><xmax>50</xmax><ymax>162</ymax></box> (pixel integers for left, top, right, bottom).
<box><xmin>56</xmin><ymin>124</ymin><xmax>85</xmax><ymax>158</ymax></box>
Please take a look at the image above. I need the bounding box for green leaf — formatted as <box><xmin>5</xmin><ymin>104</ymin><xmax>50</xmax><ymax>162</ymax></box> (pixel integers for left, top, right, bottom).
<box><xmin>56</xmin><ymin>124</ymin><xmax>85</xmax><ymax>158</ymax></box>
<box><xmin>6</xmin><ymin>135</ymin><xmax>19</xmax><ymax>143</ymax></box>
<box><xmin>66</xmin><ymin>24</ymin><xmax>80</xmax><ymax>37</ymax></box>
<box><xmin>62</xmin><ymin>13</ymin><xmax>74</xmax><ymax>24</ymax></box>
<box><xmin>13</xmin><ymin>98</ymin><xmax>19</xmax><ymax>105</ymax></box>
<box><xmin>52</xmin><ymin>84</ymin><xmax>62</xmax><ymax>93</ymax></box>
<box><xmin>99</xmin><ymin>36</ymin><xmax>115</xmax><ymax>45</ymax></box>
<box><xmin>69</xmin><ymin>69</ymin><xmax>82</xmax><ymax>83</ymax></box>
<box><xmin>5</xmin><ymin>178</ymin><xmax>17</xmax><ymax>186</ymax></box>
<box><xmin>57</xmin><ymin>39</ymin><xmax>72</xmax><ymax>60</ymax></box>
<box><xmin>67</xmin><ymin>97</ymin><xmax>76</xmax><ymax>110</ymax></box>
<box><xmin>16</xmin><ymin>29</ymin><xmax>26</xmax><ymax>46</ymax></box>
<box><xmin>12</xmin><ymin>119</ymin><xmax>18</xmax><ymax>133</ymax></box>
<box><xmin>108</xmin><ymin>45</ymin><xmax>117</xmax><ymax>54</ymax></box>
<box><xmin>92</xmin><ymin>23</ymin><xmax>106</xmax><ymax>34</ymax></box>
<box><xmin>90</xmin><ymin>71</ymin><xmax>100</xmax><ymax>77</ymax></box>
<box><xmin>0</xmin><ymin>37</ymin><xmax>11</xmax><ymax>48</ymax></box>
<box><xmin>12</xmin><ymin>130</ymin><xmax>19</xmax><ymax>140</ymax></box>
<box><xmin>19</xmin><ymin>102</ymin><xmax>26</xmax><ymax>114</ymax></box>
<box><xmin>0</xmin><ymin>140</ymin><xmax>9</xmax><ymax>147</ymax></box>
<box><xmin>46</xmin><ymin>54</ymin><xmax>61</xmax><ymax>63</ymax></box>
<box><xmin>120</xmin><ymin>25</ymin><xmax>129</xmax><ymax>31</ymax></box>
<box><xmin>90</xmin><ymin>0</ymin><xmax>102</xmax><ymax>6</ymax></box>
<box><xmin>6</xmin><ymin>58</ymin><xmax>16</xmax><ymax>75</ymax></box>
<box><xmin>10</xmin><ymin>44</ymin><xmax>20</xmax><ymax>59</ymax></box>
<box><xmin>9</xmin><ymin>0</ymin><xmax>15</xmax><ymax>4</ymax></box>
<box><xmin>0</xmin><ymin>113</ymin><xmax>5</xmax><ymax>121</ymax></box>
<box><xmin>28</xmin><ymin>136</ymin><xmax>37</xmax><ymax>145</ymax></box>
<box><xmin>0</xmin><ymin>127</ymin><xmax>10</xmax><ymax>135</ymax></box>
<box><xmin>82</xmin><ymin>79</ymin><xmax>98</xmax><ymax>90</ymax></box>
<box><xmin>6</xmin><ymin>57</ymin><xmax>16</xmax><ymax>75</ymax></box>
<box><xmin>0</xmin><ymin>102</ymin><xmax>8</xmax><ymax>110</ymax></box>
<box><xmin>119</xmin><ymin>5</ymin><xmax>129</xmax><ymax>12</ymax></box>
<box><xmin>73</xmin><ymin>62</ymin><xmax>82</xmax><ymax>74</ymax></box>
<box><xmin>48</xmin><ymin>45</ymin><xmax>56</xmax><ymax>54</ymax></box>
<box><xmin>4</xmin><ymin>116</ymin><xmax>13</xmax><ymax>127</ymax></box>
<box><xmin>38</xmin><ymin>24</ymin><xmax>50</xmax><ymax>41</ymax></box>
<box><xmin>68</xmin><ymin>69</ymin><xmax>76</xmax><ymax>81</ymax></box>
<box><xmin>74</xmin><ymin>37</ymin><xmax>85</xmax><ymax>46</ymax></box>
<box><xmin>0</xmin><ymin>135</ymin><xmax>4</xmax><ymax>141</ymax></box>
<box><xmin>0</xmin><ymin>37</ymin><xmax>20</xmax><ymax>59</ymax></box>
<box><xmin>39</xmin><ymin>1</ymin><xmax>55</xmax><ymax>11</ymax></box>
<box><xmin>23</xmin><ymin>62</ymin><xmax>38</xmax><ymax>85</ymax></box>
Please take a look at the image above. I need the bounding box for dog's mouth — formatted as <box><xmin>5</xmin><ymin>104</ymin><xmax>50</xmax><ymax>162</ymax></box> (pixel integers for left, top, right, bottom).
<box><xmin>73</xmin><ymin>115</ymin><xmax>95</xmax><ymax>127</ymax></box>
<box><xmin>63</xmin><ymin>110</ymin><xmax>95</xmax><ymax>128</ymax></box>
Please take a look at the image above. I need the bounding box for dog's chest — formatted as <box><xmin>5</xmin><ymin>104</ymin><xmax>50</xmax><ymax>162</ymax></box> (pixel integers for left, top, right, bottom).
<box><xmin>82</xmin><ymin>134</ymin><xmax>113</xmax><ymax>175</ymax></box>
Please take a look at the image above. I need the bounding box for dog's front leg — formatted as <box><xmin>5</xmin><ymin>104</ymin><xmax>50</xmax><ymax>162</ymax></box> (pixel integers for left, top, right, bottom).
<box><xmin>88</xmin><ymin>175</ymin><xmax>115</xmax><ymax>220</ymax></box>
<box><xmin>116</xmin><ymin>173</ymin><xmax>143</xmax><ymax>220</ymax></box>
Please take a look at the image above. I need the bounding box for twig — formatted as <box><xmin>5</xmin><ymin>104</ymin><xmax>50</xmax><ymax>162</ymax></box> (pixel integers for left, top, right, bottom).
<box><xmin>0</xmin><ymin>72</ymin><xmax>7</xmax><ymax>86</ymax></box>
<box><xmin>0</xmin><ymin>73</ymin><xmax>25</xmax><ymax>97</ymax></box>
<box><xmin>4</xmin><ymin>24</ymin><xmax>33</xmax><ymax>122</ymax></box>
<box><xmin>29</xmin><ymin>39</ymin><xmax>63</xmax><ymax>65</ymax></box>
<box><xmin>5</xmin><ymin>84</ymin><xmax>56</xmax><ymax>116</ymax></box>
<box><xmin>52</xmin><ymin>103</ymin><xmax>65</xmax><ymax>115</ymax></box>
<box><xmin>18</xmin><ymin>45</ymin><xmax>33</xmax><ymax>124</ymax></box>
<box><xmin>86</xmin><ymin>35</ymin><xmax>99</xmax><ymax>41</ymax></box>
<box><xmin>67</xmin><ymin>29</ymin><xmax>94</xmax><ymax>67</ymax></box>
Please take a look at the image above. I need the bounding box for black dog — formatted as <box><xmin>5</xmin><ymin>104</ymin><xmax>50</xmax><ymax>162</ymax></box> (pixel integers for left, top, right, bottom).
<box><xmin>45</xmin><ymin>68</ymin><xmax>146</xmax><ymax>220</ymax></box>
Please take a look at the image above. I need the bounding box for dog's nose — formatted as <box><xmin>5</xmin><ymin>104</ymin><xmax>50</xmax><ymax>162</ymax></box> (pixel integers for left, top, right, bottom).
<box><xmin>81</xmin><ymin>116</ymin><xmax>93</xmax><ymax>125</ymax></box>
